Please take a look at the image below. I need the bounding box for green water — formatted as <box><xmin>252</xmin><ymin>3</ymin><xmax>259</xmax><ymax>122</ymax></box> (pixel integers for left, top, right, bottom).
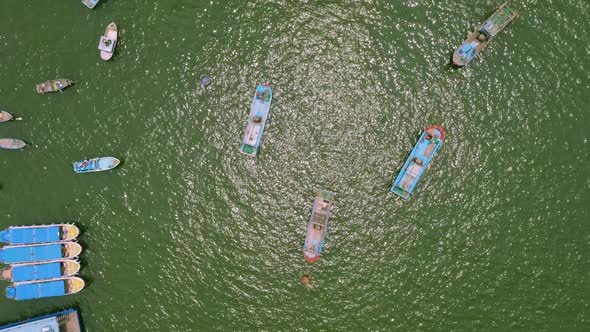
<box><xmin>1</xmin><ymin>0</ymin><xmax>589</xmax><ymax>330</ymax></box>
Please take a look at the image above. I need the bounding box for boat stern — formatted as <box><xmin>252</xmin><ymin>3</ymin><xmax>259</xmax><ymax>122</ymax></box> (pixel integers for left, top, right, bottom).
<box><xmin>239</xmin><ymin>144</ymin><xmax>258</xmax><ymax>157</ymax></box>
<box><xmin>390</xmin><ymin>185</ymin><xmax>410</xmax><ymax>200</ymax></box>
<box><xmin>303</xmin><ymin>251</ymin><xmax>320</xmax><ymax>264</ymax></box>
<box><xmin>1</xmin><ymin>267</ymin><xmax>11</xmax><ymax>281</ymax></box>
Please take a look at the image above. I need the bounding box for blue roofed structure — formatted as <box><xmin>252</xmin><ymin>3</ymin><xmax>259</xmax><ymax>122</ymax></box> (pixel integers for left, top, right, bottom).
<box><xmin>0</xmin><ymin>244</ymin><xmax>63</xmax><ymax>264</ymax></box>
<box><xmin>12</xmin><ymin>262</ymin><xmax>62</xmax><ymax>282</ymax></box>
<box><xmin>0</xmin><ymin>308</ymin><xmax>81</xmax><ymax>332</ymax></box>
<box><xmin>0</xmin><ymin>226</ymin><xmax>60</xmax><ymax>245</ymax></box>
<box><xmin>6</xmin><ymin>280</ymin><xmax>66</xmax><ymax>300</ymax></box>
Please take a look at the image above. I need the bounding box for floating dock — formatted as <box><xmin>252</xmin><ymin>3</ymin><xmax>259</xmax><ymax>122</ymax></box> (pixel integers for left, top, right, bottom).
<box><xmin>0</xmin><ymin>308</ymin><xmax>82</xmax><ymax>332</ymax></box>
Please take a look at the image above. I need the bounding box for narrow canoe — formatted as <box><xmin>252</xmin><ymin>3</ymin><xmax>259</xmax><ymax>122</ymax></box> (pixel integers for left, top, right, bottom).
<box><xmin>1</xmin><ymin>260</ymin><xmax>80</xmax><ymax>283</ymax></box>
<box><xmin>36</xmin><ymin>79</ymin><xmax>75</xmax><ymax>94</ymax></box>
<box><xmin>82</xmin><ymin>0</ymin><xmax>99</xmax><ymax>9</ymax></box>
<box><xmin>453</xmin><ymin>3</ymin><xmax>517</xmax><ymax>66</ymax></box>
<box><xmin>239</xmin><ymin>83</ymin><xmax>273</xmax><ymax>157</ymax></box>
<box><xmin>303</xmin><ymin>190</ymin><xmax>336</xmax><ymax>263</ymax></box>
<box><xmin>0</xmin><ymin>224</ymin><xmax>80</xmax><ymax>245</ymax></box>
<box><xmin>0</xmin><ymin>110</ymin><xmax>13</xmax><ymax>122</ymax></box>
<box><xmin>6</xmin><ymin>277</ymin><xmax>85</xmax><ymax>301</ymax></box>
<box><xmin>0</xmin><ymin>138</ymin><xmax>26</xmax><ymax>150</ymax></box>
<box><xmin>390</xmin><ymin>126</ymin><xmax>445</xmax><ymax>199</ymax></box>
<box><xmin>99</xmin><ymin>22</ymin><xmax>118</xmax><ymax>60</ymax></box>
<box><xmin>73</xmin><ymin>157</ymin><xmax>120</xmax><ymax>173</ymax></box>
<box><xmin>0</xmin><ymin>242</ymin><xmax>82</xmax><ymax>264</ymax></box>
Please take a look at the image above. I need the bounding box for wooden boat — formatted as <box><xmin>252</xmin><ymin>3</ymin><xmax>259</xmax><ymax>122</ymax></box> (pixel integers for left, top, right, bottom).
<box><xmin>36</xmin><ymin>79</ymin><xmax>75</xmax><ymax>94</ymax></box>
<box><xmin>82</xmin><ymin>0</ymin><xmax>99</xmax><ymax>9</ymax></box>
<box><xmin>390</xmin><ymin>126</ymin><xmax>445</xmax><ymax>199</ymax></box>
<box><xmin>303</xmin><ymin>190</ymin><xmax>335</xmax><ymax>263</ymax></box>
<box><xmin>0</xmin><ymin>138</ymin><xmax>26</xmax><ymax>150</ymax></box>
<box><xmin>0</xmin><ymin>242</ymin><xmax>82</xmax><ymax>264</ymax></box>
<box><xmin>0</xmin><ymin>110</ymin><xmax>13</xmax><ymax>122</ymax></box>
<box><xmin>73</xmin><ymin>157</ymin><xmax>120</xmax><ymax>173</ymax></box>
<box><xmin>453</xmin><ymin>3</ymin><xmax>517</xmax><ymax>66</ymax></box>
<box><xmin>6</xmin><ymin>277</ymin><xmax>85</xmax><ymax>300</ymax></box>
<box><xmin>99</xmin><ymin>22</ymin><xmax>118</xmax><ymax>60</ymax></box>
<box><xmin>239</xmin><ymin>83</ymin><xmax>273</xmax><ymax>156</ymax></box>
<box><xmin>0</xmin><ymin>224</ymin><xmax>80</xmax><ymax>245</ymax></box>
<box><xmin>1</xmin><ymin>259</ymin><xmax>80</xmax><ymax>283</ymax></box>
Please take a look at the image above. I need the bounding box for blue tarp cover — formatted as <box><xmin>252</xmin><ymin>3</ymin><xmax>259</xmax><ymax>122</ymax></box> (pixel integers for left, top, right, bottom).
<box><xmin>457</xmin><ymin>41</ymin><xmax>478</xmax><ymax>61</ymax></box>
<box><xmin>0</xmin><ymin>227</ymin><xmax>60</xmax><ymax>245</ymax></box>
<box><xmin>0</xmin><ymin>244</ymin><xmax>62</xmax><ymax>264</ymax></box>
<box><xmin>7</xmin><ymin>280</ymin><xmax>66</xmax><ymax>300</ymax></box>
<box><xmin>12</xmin><ymin>262</ymin><xmax>62</xmax><ymax>282</ymax></box>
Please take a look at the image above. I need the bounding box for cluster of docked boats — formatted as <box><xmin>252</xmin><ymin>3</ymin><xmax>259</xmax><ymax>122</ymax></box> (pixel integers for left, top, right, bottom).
<box><xmin>0</xmin><ymin>224</ymin><xmax>85</xmax><ymax>301</ymax></box>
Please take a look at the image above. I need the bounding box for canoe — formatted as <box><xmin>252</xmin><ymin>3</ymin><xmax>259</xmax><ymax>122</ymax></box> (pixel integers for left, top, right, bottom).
<box><xmin>36</xmin><ymin>79</ymin><xmax>75</xmax><ymax>94</ymax></box>
<box><xmin>0</xmin><ymin>110</ymin><xmax>13</xmax><ymax>122</ymax></box>
<box><xmin>73</xmin><ymin>157</ymin><xmax>120</xmax><ymax>173</ymax></box>
<box><xmin>0</xmin><ymin>242</ymin><xmax>82</xmax><ymax>264</ymax></box>
<box><xmin>99</xmin><ymin>22</ymin><xmax>118</xmax><ymax>60</ymax></box>
<box><xmin>239</xmin><ymin>83</ymin><xmax>273</xmax><ymax>157</ymax></box>
<box><xmin>303</xmin><ymin>190</ymin><xmax>335</xmax><ymax>263</ymax></box>
<box><xmin>452</xmin><ymin>3</ymin><xmax>517</xmax><ymax>66</ymax></box>
<box><xmin>0</xmin><ymin>224</ymin><xmax>80</xmax><ymax>245</ymax></box>
<box><xmin>390</xmin><ymin>126</ymin><xmax>445</xmax><ymax>199</ymax></box>
<box><xmin>0</xmin><ymin>138</ymin><xmax>26</xmax><ymax>150</ymax></box>
<box><xmin>82</xmin><ymin>0</ymin><xmax>99</xmax><ymax>9</ymax></box>
<box><xmin>6</xmin><ymin>277</ymin><xmax>85</xmax><ymax>301</ymax></box>
<box><xmin>1</xmin><ymin>259</ymin><xmax>80</xmax><ymax>283</ymax></box>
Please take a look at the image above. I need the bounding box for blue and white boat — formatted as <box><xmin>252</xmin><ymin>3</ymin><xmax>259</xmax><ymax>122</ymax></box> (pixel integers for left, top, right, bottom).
<box><xmin>390</xmin><ymin>126</ymin><xmax>445</xmax><ymax>200</ymax></box>
<box><xmin>303</xmin><ymin>190</ymin><xmax>335</xmax><ymax>263</ymax></box>
<box><xmin>73</xmin><ymin>157</ymin><xmax>120</xmax><ymax>173</ymax></box>
<box><xmin>0</xmin><ymin>242</ymin><xmax>82</xmax><ymax>264</ymax></box>
<box><xmin>239</xmin><ymin>83</ymin><xmax>273</xmax><ymax>157</ymax></box>
<box><xmin>1</xmin><ymin>259</ymin><xmax>80</xmax><ymax>283</ymax></box>
<box><xmin>0</xmin><ymin>224</ymin><xmax>79</xmax><ymax>245</ymax></box>
<box><xmin>82</xmin><ymin>0</ymin><xmax>99</xmax><ymax>9</ymax></box>
<box><xmin>6</xmin><ymin>277</ymin><xmax>85</xmax><ymax>301</ymax></box>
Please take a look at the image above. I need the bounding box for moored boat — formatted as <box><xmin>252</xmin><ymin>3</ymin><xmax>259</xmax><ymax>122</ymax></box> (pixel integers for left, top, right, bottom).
<box><xmin>73</xmin><ymin>157</ymin><xmax>120</xmax><ymax>173</ymax></box>
<box><xmin>0</xmin><ymin>110</ymin><xmax>14</xmax><ymax>122</ymax></box>
<box><xmin>0</xmin><ymin>138</ymin><xmax>26</xmax><ymax>150</ymax></box>
<box><xmin>0</xmin><ymin>224</ymin><xmax>80</xmax><ymax>245</ymax></box>
<box><xmin>239</xmin><ymin>83</ymin><xmax>273</xmax><ymax>157</ymax></box>
<box><xmin>452</xmin><ymin>3</ymin><xmax>517</xmax><ymax>66</ymax></box>
<box><xmin>1</xmin><ymin>259</ymin><xmax>80</xmax><ymax>283</ymax></box>
<box><xmin>82</xmin><ymin>0</ymin><xmax>99</xmax><ymax>9</ymax></box>
<box><xmin>99</xmin><ymin>22</ymin><xmax>118</xmax><ymax>60</ymax></box>
<box><xmin>303</xmin><ymin>190</ymin><xmax>335</xmax><ymax>263</ymax></box>
<box><xmin>390</xmin><ymin>126</ymin><xmax>445</xmax><ymax>200</ymax></box>
<box><xmin>0</xmin><ymin>242</ymin><xmax>82</xmax><ymax>264</ymax></box>
<box><xmin>36</xmin><ymin>79</ymin><xmax>75</xmax><ymax>94</ymax></box>
<box><xmin>5</xmin><ymin>276</ymin><xmax>85</xmax><ymax>301</ymax></box>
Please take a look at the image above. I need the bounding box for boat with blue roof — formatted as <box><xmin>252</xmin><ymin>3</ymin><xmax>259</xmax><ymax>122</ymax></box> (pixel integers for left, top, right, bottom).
<box><xmin>1</xmin><ymin>224</ymin><xmax>79</xmax><ymax>245</ymax></box>
<box><xmin>453</xmin><ymin>3</ymin><xmax>517</xmax><ymax>66</ymax></box>
<box><xmin>6</xmin><ymin>276</ymin><xmax>85</xmax><ymax>301</ymax></box>
<box><xmin>239</xmin><ymin>83</ymin><xmax>273</xmax><ymax>157</ymax></box>
<box><xmin>0</xmin><ymin>242</ymin><xmax>82</xmax><ymax>264</ymax></box>
<box><xmin>82</xmin><ymin>0</ymin><xmax>99</xmax><ymax>9</ymax></box>
<box><xmin>303</xmin><ymin>190</ymin><xmax>335</xmax><ymax>263</ymax></box>
<box><xmin>73</xmin><ymin>156</ymin><xmax>120</xmax><ymax>173</ymax></box>
<box><xmin>0</xmin><ymin>308</ymin><xmax>82</xmax><ymax>332</ymax></box>
<box><xmin>390</xmin><ymin>126</ymin><xmax>445</xmax><ymax>200</ymax></box>
<box><xmin>1</xmin><ymin>259</ymin><xmax>80</xmax><ymax>283</ymax></box>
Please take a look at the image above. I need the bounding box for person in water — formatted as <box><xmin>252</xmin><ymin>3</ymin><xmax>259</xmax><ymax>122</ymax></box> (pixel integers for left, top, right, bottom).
<box><xmin>301</xmin><ymin>275</ymin><xmax>311</xmax><ymax>286</ymax></box>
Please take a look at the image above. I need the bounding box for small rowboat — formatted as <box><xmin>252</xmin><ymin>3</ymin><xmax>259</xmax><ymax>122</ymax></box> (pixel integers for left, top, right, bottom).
<box><xmin>0</xmin><ymin>242</ymin><xmax>82</xmax><ymax>264</ymax></box>
<box><xmin>0</xmin><ymin>138</ymin><xmax>26</xmax><ymax>150</ymax></box>
<box><xmin>239</xmin><ymin>83</ymin><xmax>273</xmax><ymax>157</ymax></box>
<box><xmin>82</xmin><ymin>0</ymin><xmax>99</xmax><ymax>9</ymax></box>
<box><xmin>0</xmin><ymin>224</ymin><xmax>80</xmax><ymax>245</ymax></box>
<box><xmin>0</xmin><ymin>110</ymin><xmax>14</xmax><ymax>122</ymax></box>
<box><xmin>6</xmin><ymin>276</ymin><xmax>85</xmax><ymax>301</ymax></box>
<box><xmin>1</xmin><ymin>259</ymin><xmax>81</xmax><ymax>283</ymax></box>
<box><xmin>390</xmin><ymin>126</ymin><xmax>445</xmax><ymax>199</ymax></box>
<box><xmin>99</xmin><ymin>22</ymin><xmax>118</xmax><ymax>60</ymax></box>
<box><xmin>452</xmin><ymin>3</ymin><xmax>517</xmax><ymax>66</ymax></box>
<box><xmin>303</xmin><ymin>190</ymin><xmax>336</xmax><ymax>263</ymax></box>
<box><xmin>73</xmin><ymin>157</ymin><xmax>120</xmax><ymax>173</ymax></box>
<box><xmin>36</xmin><ymin>79</ymin><xmax>75</xmax><ymax>94</ymax></box>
